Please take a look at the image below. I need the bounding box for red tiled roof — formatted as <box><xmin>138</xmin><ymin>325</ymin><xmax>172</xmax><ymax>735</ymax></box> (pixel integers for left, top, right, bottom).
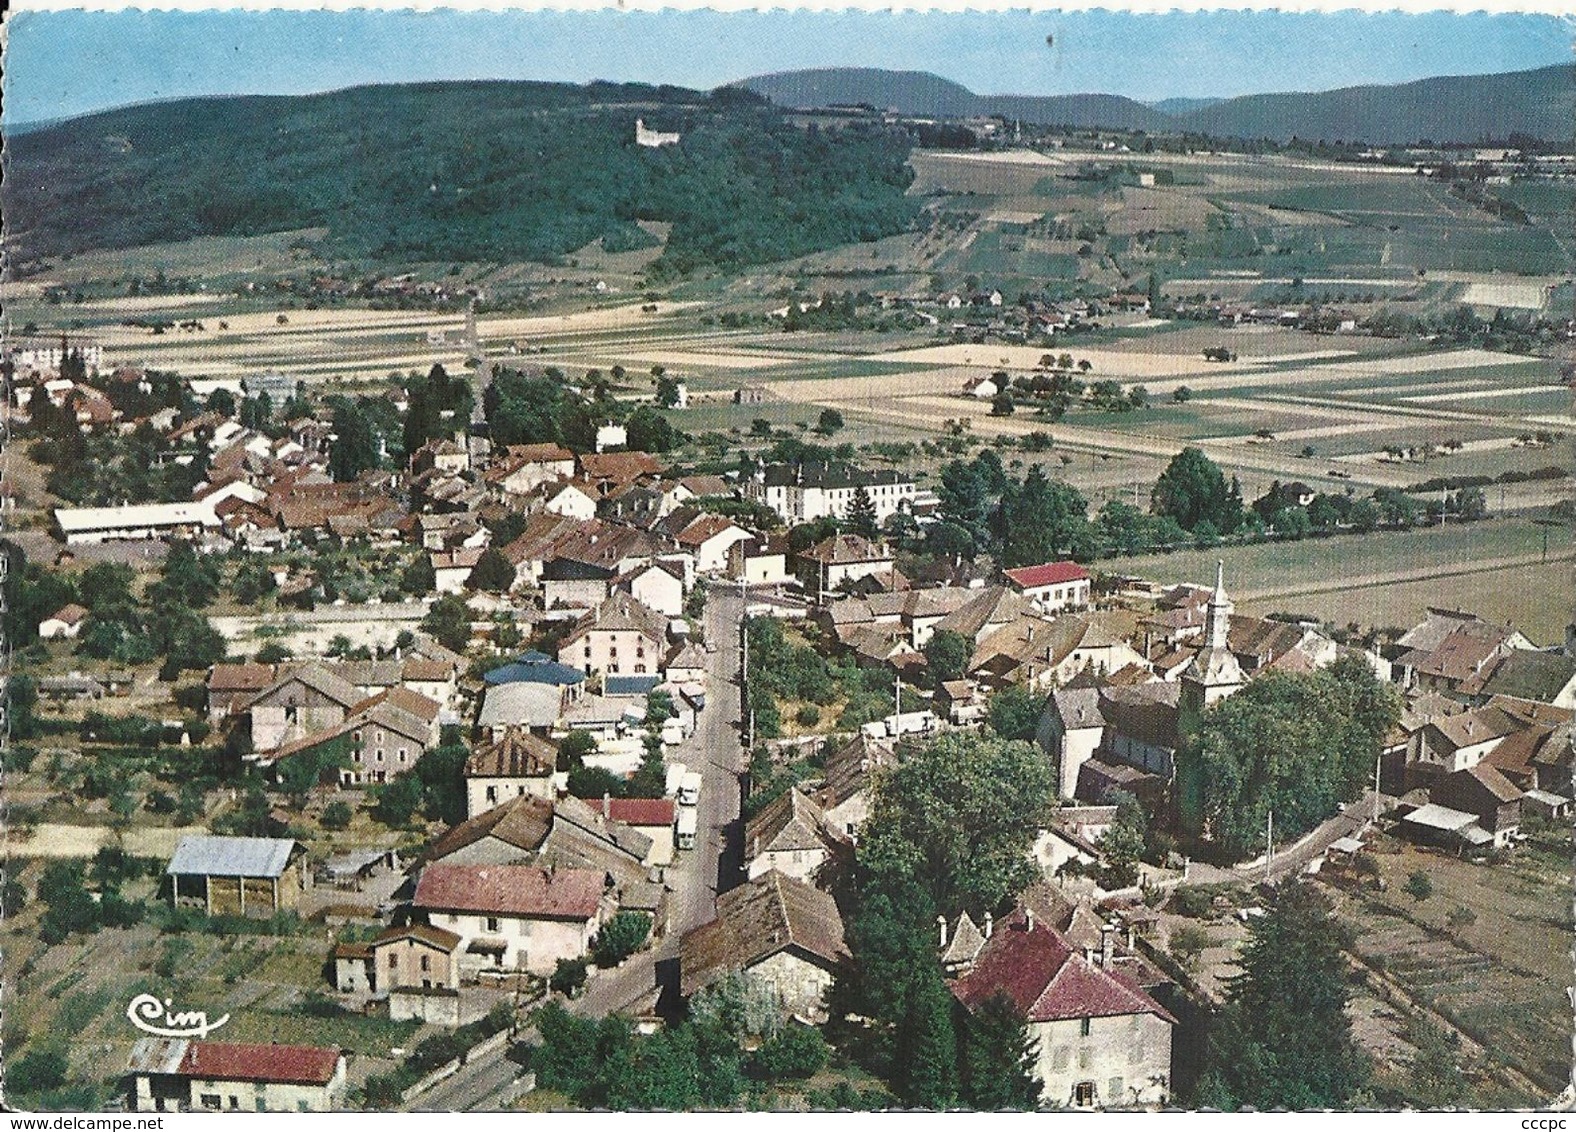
<box><xmin>177</xmin><ymin>1042</ymin><xmax>341</xmax><ymax>1086</ymax></box>
<box><xmin>47</xmin><ymin>603</ymin><xmax>91</xmax><ymax>625</ymax></box>
<box><xmin>413</xmin><ymin>863</ymin><xmax>603</xmax><ymax>920</ymax></box>
<box><xmin>208</xmin><ymin>662</ymin><xmax>276</xmax><ymax>691</ymax></box>
<box><xmin>606</xmin><ymin>798</ymin><xmax>676</xmax><ymax>827</ymax></box>
<box><xmin>1003</xmin><ymin>561</ymin><xmax>1090</xmax><ymax>589</ymax></box>
<box><xmin>949</xmin><ymin>909</ymin><xmax>1174</xmax><ymax>1025</ymax></box>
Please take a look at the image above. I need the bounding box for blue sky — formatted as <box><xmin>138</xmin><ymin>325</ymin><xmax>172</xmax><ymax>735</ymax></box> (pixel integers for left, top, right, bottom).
<box><xmin>4</xmin><ymin>8</ymin><xmax>1572</xmax><ymax>126</ymax></box>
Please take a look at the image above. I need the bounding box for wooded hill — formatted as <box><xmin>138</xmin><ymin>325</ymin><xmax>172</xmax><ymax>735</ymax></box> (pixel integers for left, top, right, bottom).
<box><xmin>3</xmin><ymin>81</ymin><xmax>920</xmax><ymax>271</ymax></box>
<box><xmin>737</xmin><ymin>63</ymin><xmax>1576</xmax><ymax>146</ymax></box>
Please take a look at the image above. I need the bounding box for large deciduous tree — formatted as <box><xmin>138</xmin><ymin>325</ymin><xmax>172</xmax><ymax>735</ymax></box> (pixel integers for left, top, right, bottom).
<box><xmin>1184</xmin><ymin>656</ymin><xmax>1399</xmax><ymax>859</ymax></box>
<box><xmin>860</xmin><ymin>731</ymin><xmax>1053</xmax><ymax>917</ymax></box>
<box><xmin>1151</xmin><ymin>447</ymin><xmax>1240</xmax><ymax>533</ymax></box>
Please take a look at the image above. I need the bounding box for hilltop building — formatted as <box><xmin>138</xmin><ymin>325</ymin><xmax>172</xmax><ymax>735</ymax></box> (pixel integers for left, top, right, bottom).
<box><xmin>635</xmin><ymin>118</ymin><xmax>681</xmax><ymax>148</ymax></box>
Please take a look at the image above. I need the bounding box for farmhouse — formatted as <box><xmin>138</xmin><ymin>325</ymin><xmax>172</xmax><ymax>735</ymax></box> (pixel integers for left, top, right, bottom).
<box><xmin>166</xmin><ymin>835</ymin><xmax>307</xmax><ymax>916</ymax></box>
<box><xmin>411</xmin><ymin>862</ymin><xmax>609</xmax><ymax>975</ymax></box>
<box><xmin>679</xmin><ymin>870</ymin><xmax>848</xmax><ymax>1022</ymax></box>
<box><xmin>54</xmin><ymin>501</ymin><xmax>221</xmax><ymax>545</ymax></box>
<box><xmin>127</xmin><ymin>1039</ymin><xmax>346</xmax><ymax>1113</ymax></box>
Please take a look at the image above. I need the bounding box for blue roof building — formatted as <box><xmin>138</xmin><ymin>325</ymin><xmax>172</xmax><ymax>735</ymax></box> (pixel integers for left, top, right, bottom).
<box><xmin>483</xmin><ymin>651</ymin><xmax>588</xmax><ymax>688</ymax></box>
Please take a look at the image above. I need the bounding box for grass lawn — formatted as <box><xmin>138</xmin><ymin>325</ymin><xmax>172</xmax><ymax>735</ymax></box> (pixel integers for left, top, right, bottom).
<box><xmin>1102</xmin><ymin>519</ymin><xmax>1568</xmax><ymax>635</ymax></box>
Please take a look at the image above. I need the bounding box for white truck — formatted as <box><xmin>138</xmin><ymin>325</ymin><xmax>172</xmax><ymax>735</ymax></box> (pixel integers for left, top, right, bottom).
<box><xmin>675</xmin><ymin>805</ymin><xmax>699</xmax><ymax>851</ymax></box>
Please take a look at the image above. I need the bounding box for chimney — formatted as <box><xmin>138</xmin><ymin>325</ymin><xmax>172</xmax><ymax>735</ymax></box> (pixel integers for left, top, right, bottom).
<box><xmin>984</xmin><ymin>911</ymin><xmax>993</xmax><ymax>939</ymax></box>
<box><xmin>938</xmin><ymin>915</ymin><xmax>948</xmax><ymax>949</ymax></box>
<box><xmin>1100</xmin><ymin>923</ymin><xmax>1114</xmax><ymax>969</ymax></box>
<box><xmin>1024</xmin><ymin>908</ymin><xmax>1034</xmax><ymax>932</ymax></box>
<box><xmin>603</xmin><ymin>792</ymin><xmax>611</xmax><ymax>819</ymax></box>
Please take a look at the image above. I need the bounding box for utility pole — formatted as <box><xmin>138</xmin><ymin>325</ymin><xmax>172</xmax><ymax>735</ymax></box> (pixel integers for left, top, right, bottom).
<box><xmin>1265</xmin><ymin>809</ymin><xmax>1274</xmax><ymax>883</ymax></box>
<box><xmin>1373</xmin><ymin>747</ymin><xmax>1383</xmax><ymax>825</ymax></box>
<box><xmin>739</xmin><ymin>574</ymin><xmax>752</xmax><ymax>749</ymax></box>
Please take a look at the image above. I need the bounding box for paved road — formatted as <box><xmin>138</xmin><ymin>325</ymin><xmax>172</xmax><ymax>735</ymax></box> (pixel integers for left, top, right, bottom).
<box><xmin>411</xmin><ymin>582</ymin><xmax>747</xmax><ymax>1110</ymax></box>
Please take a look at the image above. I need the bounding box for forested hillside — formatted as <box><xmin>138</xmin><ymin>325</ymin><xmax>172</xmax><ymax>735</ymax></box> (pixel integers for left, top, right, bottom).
<box><xmin>738</xmin><ymin>63</ymin><xmax>1576</xmax><ymax>145</ymax></box>
<box><xmin>3</xmin><ymin>81</ymin><xmax>920</xmax><ymax>272</ymax></box>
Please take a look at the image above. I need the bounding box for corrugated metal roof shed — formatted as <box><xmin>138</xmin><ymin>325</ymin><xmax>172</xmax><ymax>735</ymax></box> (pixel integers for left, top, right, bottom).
<box><xmin>166</xmin><ymin>835</ymin><xmax>299</xmax><ymax>878</ymax></box>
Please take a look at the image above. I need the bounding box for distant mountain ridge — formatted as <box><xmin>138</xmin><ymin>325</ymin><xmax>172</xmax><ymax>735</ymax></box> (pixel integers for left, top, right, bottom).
<box><xmin>734</xmin><ymin>64</ymin><xmax>1575</xmax><ymax>144</ymax></box>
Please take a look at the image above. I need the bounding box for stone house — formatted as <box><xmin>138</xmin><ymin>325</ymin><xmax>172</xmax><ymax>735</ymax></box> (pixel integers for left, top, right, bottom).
<box><xmin>679</xmin><ymin>870</ymin><xmax>848</xmax><ymax>1022</ymax></box>
<box><xmin>795</xmin><ymin>534</ymin><xmax>896</xmax><ymax>597</ymax></box>
<box><xmin>464</xmin><ymin>728</ymin><xmax>558</xmax><ymax>817</ymax></box>
<box><xmin>371</xmin><ymin>922</ymin><xmax>464</xmax><ymax>993</ymax></box>
<box><xmin>557</xmin><ymin>593</ymin><xmax>668</xmax><ymax>683</ymax></box>
<box><xmin>244</xmin><ymin>664</ymin><xmax>362</xmax><ymax>752</ymax></box>
<box><xmin>743</xmin><ymin>787</ymin><xmax>846</xmax><ymax>883</ymax></box>
<box><xmin>946</xmin><ymin>907</ymin><xmax>1174</xmax><ymax>1109</ymax></box>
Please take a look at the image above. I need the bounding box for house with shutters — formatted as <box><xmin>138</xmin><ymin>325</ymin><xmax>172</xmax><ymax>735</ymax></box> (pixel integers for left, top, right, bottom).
<box><xmin>945</xmin><ymin>906</ymin><xmax>1175</xmax><ymax>1109</ymax></box>
<box><xmin>411</xmin><ymin>862</ymin><xmax>610</xmax><ymax>975</ymax></box>
<box><xmin>464</xmin><ymin>728</ymin><xmax>558</xmax><ymax>817</ymax></box>
<box><xmin>557</xmin><ymin>592</ymin><xmax>668</xmax><ymax>687</ymax></box>
<box><xmin>335</xmin><ymin>923</ymin><xmax>463</xmax><ymax>998</ymax></box>
<box><xmin>743</xmin><ymin>787</ymin><xmax>847</xmax><ymax>883</ymax></box>
<box><xmin>795</xmin><ymin>534</ymin><xmax>897</xmax><ymax>598</ymax></box>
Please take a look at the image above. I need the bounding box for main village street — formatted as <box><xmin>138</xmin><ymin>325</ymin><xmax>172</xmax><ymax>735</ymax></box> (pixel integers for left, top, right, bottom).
<box><xmin>415</xmin><ymin>583</ymin><xmax>747</xmax><ymax>1110</ymax></box>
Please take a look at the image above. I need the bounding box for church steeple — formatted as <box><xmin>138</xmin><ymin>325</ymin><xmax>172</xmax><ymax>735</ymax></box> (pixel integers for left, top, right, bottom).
<box><xmin>1204</xmin><ymin>559</ymin><xmax>1232</xmax><ymax>650</ymax></box>
<box><xmin>1182</xmin><ymin>559</ymin><xmax>1244</xmax><ymax>707</ymax></box>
